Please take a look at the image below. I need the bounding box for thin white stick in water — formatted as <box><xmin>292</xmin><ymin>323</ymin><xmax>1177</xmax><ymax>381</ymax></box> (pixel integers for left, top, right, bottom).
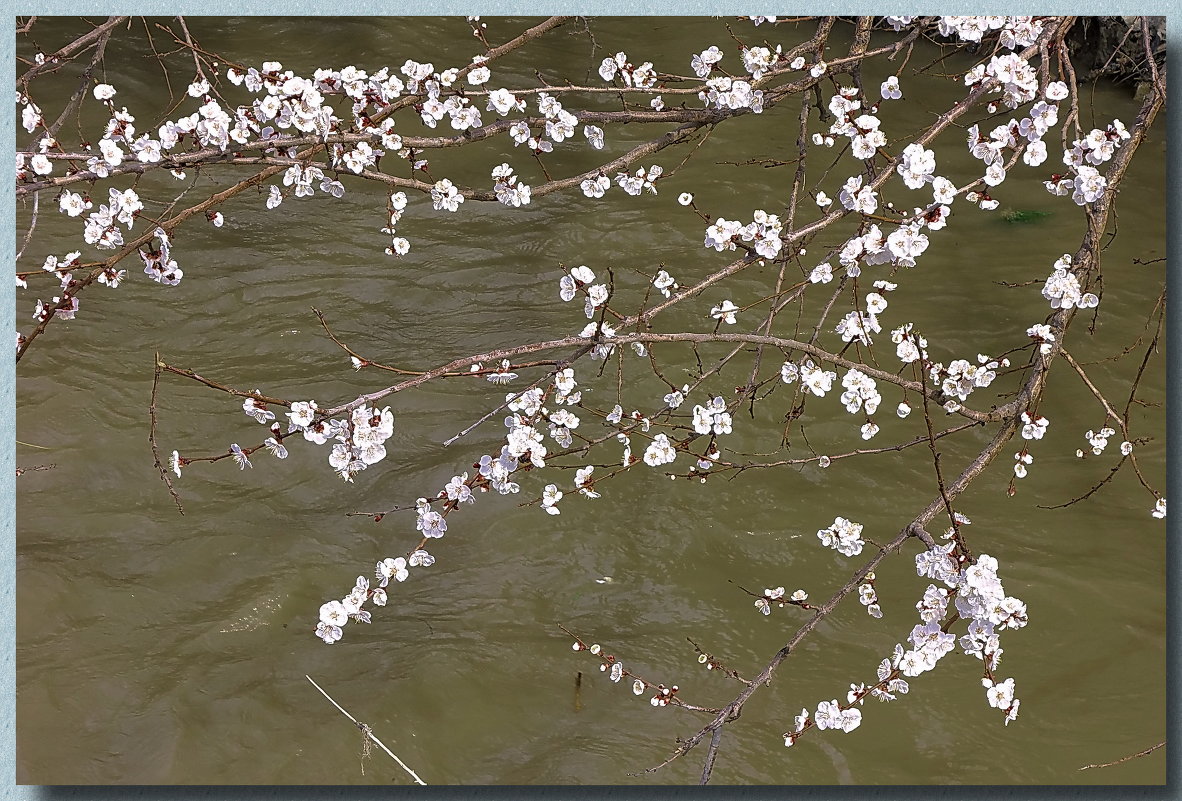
<box><xmin>305</xmin><ymin>674</ymin><xmax>427</xmax><ymax>785</ymax></box>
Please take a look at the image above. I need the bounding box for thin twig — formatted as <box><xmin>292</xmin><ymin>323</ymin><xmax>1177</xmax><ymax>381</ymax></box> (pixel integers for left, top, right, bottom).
<box><xmin>15</xmin><ymin>192</ymin><xmax>38</xmax><ymax>265</ymax></box>
<box><xmin>149</xmin><ymin>351</ymin><xmax>184</xmax><ymax>515</ymax></box>
<box><xmin>1078</xmin><ymin>740</ymin><xmax>1164</xmax><ymax>771</ymax></box>
<box><xmin>305</xmin><ymin>675</ymin><xmax>427</xmax><ymax>785</ymax></box>
<box><xmin>15</xmin><ymin>464</ymin><xmax>56</xmax><ymax>477</ymax></box>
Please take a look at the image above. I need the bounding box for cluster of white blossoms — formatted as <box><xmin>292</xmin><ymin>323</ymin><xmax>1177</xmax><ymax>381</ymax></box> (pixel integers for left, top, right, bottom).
<box><xmin>281</xmin><ymin>400</ymin><xmax>394</xmax><ymax>482</ymax></box>
<box><xmin>896</xmin><ymin>142</ymin><xmax>936</xmax><ymax>189</ymax></box>
<box><xmin>800</xmin><ymin>650</ymin><xmax>909</xmax><ymax>741</ymax></box>
<box><xmin>1078</xmin><ymin>426</ymin><xmax>1123</xmax><ymax>457</ymax></box>
<box><xmin>393</xmin><ymin>57</ymin><xmax>490</xmax><ymax>131</ymax></box>
<box><xmin>652</xmin><ymin>269</ymin><xmax>677</xmax><ymax>298</ymax></box>
<box><xmin>380</xmin><ymin>191</ymin><xmax>411</xmax><ymax>256</ymax></box>
<box><xmin>598</xmin><ymin>51</ymin><xmax>658</xmax><ymax>88</ymax></box>
<box><xmin>746</xmin><ymin>210</ymin><xmax>783</xmax><ymax>258</ymax></box>
<box><xmin>835</xmin><ymin>290</ymin><xmax>891</xmax><ymax>347</ymax></box>
<box><xmin>893</xmin><ymin>323</ymin><xmax>931</xmax><ymax>366</ymax></box>
<box><xmin>578</xmin><ymin>320</ymin><xmax>618</xmax><ymax>360</ymax></box>
<box><xmin>31</xmin><ymin>265</ymin><xmax>81</xmax><ymax>322</ymax></box>
<box><xmin>687</xmin><ymin>44</ymin><xmax>767</xmax><ymax>111</ymax></box>
<box><xmin>691</xmin><ymin>396</ymin><xmax>733</xmax><ymax>437</ymax></box>
<box><xmin>139</xmin><ymin>227</ymin><xmax>183</xmax><ymax>287</ymax></box>
<box><xmin>203</xmin><ymin>56</ymin><xmax>585</xmax><ymax>257</ymax></box>
<box><xmin>316</xmin><ymin>549</ymin><xmax>435</xmax><ymax>643</ymax></box>
<box><xmin>57</xmin><ymin>79</ymin><xmax>241</xmax><ymax>183</ymax></box>
<box><xmin>1019</xmin><ymin>411</ymin><xmax>1049</xmax><ymax>441</ymax></box>
<box><xmin>30</xmin><ymin>249</ymin><xmax>81</xmax><ymax>287</ymax></box>
<box><xmin>868</xmin><ymin>657</ymin><xmax>912</xmax><ymax>705</ymax></box>
<box><xmin>839</xmin><ymin>225</ymin><xmax>894</xmax><ymax>276</ymax></box>
<box><xmin>505</xmin><ymin>409</ymin><xmax>548</xmax><ymax>471</ymax></box>
<box><xmin>754</xmin><ymin>586</ymin><xmax>809</xmax><ymax>616</ymax></box>
<box><xmin>337</xmin><ymin>141</ymin><xmax>377</xmax><ymax>175</ymax></box>
<box><xmin>858</xmin><ymin>574</ymin><xmax>883</xmax><ymax>618</ymax></box>
<box><xmin>541</xmin><ymin>483</ymin><xmax>564</xmax><ymax>515</ymax></box>
<box><xmin>959</xmin><ymin>80</ymin><xmax>1065</xmax><ymax>201</ymax></box>
<box><xmin>817</xmin><ymin>516</ymin><xmax>866</xmax><ymax>557</ymax></box>
<box><xmin>884</xmin><ymin>224</ymin><xmax>930</xmax><ymax>268</ymax></box>
<box><xmin>1042</xmin><ymin>253</ymin><xmax>1099</xmax><ymax>310</ymax></box>
<box><xmin>82</xmin><ymin>186</ymin><xmax>142</xmax><ymax>251</ymax></box>
<box><xmin>741</xmin><ymin>44</ymin><xmax>782</xmax><ymax>81</ymax></box>
<box><xmin>1026</xmin><ymin>323</ymin><xmax>1056</xmax><ymax>355</ymax></box>
<box><xmin>699</xmin><ymin>75</ymin><xmax>765</xmax><ymax>113</ymax></box>
<box><xmin>836</xmin><ymin>308</ymin><xmax>880</xmax><ymax>351</ymax></box>
<box><xmin>574</xmin><ymin>465</ymin><xmax>600</xmax><ymax>499</ymax></box>
<box><xmin>1012</xmin><ymin>412</ymin><xmax>1045</xmax><ymax>480</ymax></box>
<box><xmin>477</xmin><ymin>446</ymin><xmax>521</xmax><ymax>496</ymax></box>
<box><xmin>800</xmin><ymin>360</ymin><xmax>837</xmax><ymax>398</ymax></box>
<box><xmin>558</xmin><ymin>264</ymin><xmax>595</xmax><ymax>305</ymax></box>
<box><xmin>241</xmin><ymin>394</ymin><xmax>276</xmax><ymax>427</ymax></box>
<box><xmin>535</xmin><ymin>92</ymin><xmax>578</xmax><ymax>145</ymax></box>
<box><xmin>412</xmin><ymin>496</ymin><xmax>447</xmax><ymax>538</ymax></box>
<box><xmin>917</xmin><ymin>548</ymin><xmax>1021</xmax><ymax>647</ymax></box>
<box><xmin>908</xmin><ymin>606</ymin><xmax>966</xmax><ymax>678</ymax></box>
<box><xmin>710</xmin><ymin>299</ymin><xmax>739</xmax><ymax>324</ymax></box>
<box><xmin>643</xmin><ymin>433</ymin><xmax>677</xmax><ymax>467</ymax></box>
<box><xmin>553</xmin><ymin>367</ymin><xmax>581</xmax><ymax>406</ymax></box>
<box><xmin>1067</xmin><ymin>120</ymin><xmax>1131</xmax><ymax>168</ymax></box>
<box><xmin>813</xmin><ymin>699</ymin><xmax>863</xmax><ymax>733</ymax></box>
<box><xmin>702</xmin><ymin>218</ymin><xmax>741</xmax><ymax>252</ymax></box>
<box><xmin>808</xmin><ymin>262</ymin><xmax>833</xmax><ymax>284</ymax></box>
<box><xmin>937</xmin><ymin>15</ymin><xmax>1044</xmax><ymax>50</ymax></box>
<box><xmin>1013</xmin><ymin>450</ymin><xmax>1033</xmax><ymax>479</ymax></box>
<box><xmin>485</xmin><ymin>86</ymin><xmax>524</xmax><ymax>118</ymax></box>
<box><xmin>615</xmin><ymin>164</ymin><xmax>662</xmax><ymax>196</ymax></box>
<box><xmin>913</xmin><ymin>543</ymin><xmax>1026</xmax><ymax>722</ymax></box>
<box><xmin>702</xmin><ymin>210</ymin><xmax>782</xmax><ymax>257</ymax></box>
<box><xmin>962</xmin><ymin>47</ymin><xmax>1041</xmax><ymax>112</ymax></box>
<box><xmin>839</xmin><ymin>370</ymin><xmax>882</xmax><ymax>440</ymax></box>
<box><xmin>839</xmin><ymin>368</ymin><xmax>881</xmax><ymax>417</ymax></box>
<box><xmin>430</xmin><ymin>178</ymin><xmax>465</xmax><ymax>212</ymax></box>
<box><xmin>328</xmin><ymin>407</ymin><xmax>396</xmax><ymax>480</ymax></box>
<box><xmin>827</xmin><ymin>87</ymin><xmax>884</xmax><ymax>159</ymax></box>
<box><xmin>558</xmin><ymin>265</ymin><xmax>611</xmax><ymax>321</ymax></box>
<box><xmin>928</xmin><ymin>355</ymin><xmax>1001</xmax><ymax>403</ymax></box>
<box><xmin>916</xmin><ymin>583</ymin><xmax>948</xmax><ymax>626</ymax></box>
<box><xmin>580</xmin><ymin>173</ymin><xmax>611</xmax><ymax>198</ymax></box>
<box><xmin>583</xmin><ymin>124</ymin><xmax>606</xmax><ymax>150</ymax></box>
<box><xmin>443</xmin><ymin>472</ymin><xmax>474</xmax><ymax>506</ymax></box>
<box><xmin>691</xmin><ymin>45</ymin><xmax>724</xmax><ymax>77</ymax></box>
<box><xmin>281</xmin><ymin>163</ymin><xmax>344</xmax><ymax>203</ymax></box>
<box><xmin>331</xmin><ymin>405</ymin><xmax>396</xmax><ymax>474</ymax></box>
<box><xmin>837</xmin><ymin>174</ymin><xmax>878</xmax><ymax>215</ymax></box>
<box><xmin>56</xmin><ymin>189</ymin><xmax>92</xmax><ymax>219</ymax></box>
<box><xmin>1046</xmin><ymin>120</ymin><xmax>1131</xmax><ymax>206</ymax></box>
<box><xmin>491</xmin><ymin>162</ymin><xmax>532</xmax><ymax>208</ymax></box>
<box><xmin>548</xmin><ymin>405</ymin><xmax>581</xmax><ymax>448</ymax></box>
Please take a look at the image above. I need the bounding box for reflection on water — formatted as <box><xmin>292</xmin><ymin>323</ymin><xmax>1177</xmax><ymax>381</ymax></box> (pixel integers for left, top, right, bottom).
<box><xmin>16</xmin><ymin>17</ymin><xmax>1165</xmax><ymax>784</ymax></box>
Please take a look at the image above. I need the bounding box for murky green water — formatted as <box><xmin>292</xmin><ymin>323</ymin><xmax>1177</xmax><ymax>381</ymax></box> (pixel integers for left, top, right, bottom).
<box><xmin>16</xmin><ymin>17</ymin><xmax>1166</xmax><ymax>784</ymax></box>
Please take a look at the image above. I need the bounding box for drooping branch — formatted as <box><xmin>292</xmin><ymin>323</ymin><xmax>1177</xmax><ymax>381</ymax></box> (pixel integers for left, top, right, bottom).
<box><xmin>649</xmin><ymin>64</ymin><xmax>1164</xmax><ymax>781</ymax></box>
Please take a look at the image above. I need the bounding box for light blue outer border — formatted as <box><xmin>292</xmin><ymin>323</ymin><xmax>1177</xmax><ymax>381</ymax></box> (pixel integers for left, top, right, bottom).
<box><xmin>4</xmin><ymin>5</ymin><xmax>1178</xmax><ymax>798</ymax></box>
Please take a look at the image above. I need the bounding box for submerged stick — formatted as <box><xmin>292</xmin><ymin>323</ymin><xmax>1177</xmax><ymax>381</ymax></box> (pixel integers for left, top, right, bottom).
<box><xmin>1078</xmin><ymin>740</ymin><xmax>1165</xmax><ymax>771</ymax></box>
<box><xmin>305</xmin><ymin>674</ymin><xmax>427</xmax><ymax>785</ymax></box>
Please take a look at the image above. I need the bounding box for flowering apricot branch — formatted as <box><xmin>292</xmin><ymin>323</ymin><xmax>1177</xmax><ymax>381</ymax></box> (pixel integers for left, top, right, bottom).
<box><xmin>19</xmin><ymin>14</ymin><xmax>1166</xmax><ymax>784</ymax></box>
